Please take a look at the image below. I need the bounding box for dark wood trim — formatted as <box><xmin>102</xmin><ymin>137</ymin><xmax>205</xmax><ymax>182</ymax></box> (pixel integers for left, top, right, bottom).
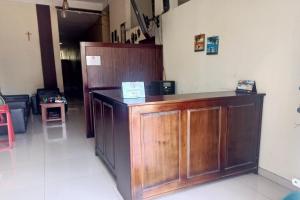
<box><xmin>81</xmin><ymin>42</ymin><xmax>162</xmax><ymax>49</ymax></box>
<box><xmin>55</xmin><ymin>6</ymin><xmax>103</xmax><ymax>14</ymax></box>
<box><xmin>36</xmin><ymin>4</ymin><xmax>58</xmax><ymax>89</ymax></box>
<box><xmin>92</xmin><ymin>90</ymin><xmax>265</xmax><ymax>200</ymax></box>
<box><xmin>81</xmin><ymin>42</ymin><xmax>164</xmax><ymax>138</ymax></box>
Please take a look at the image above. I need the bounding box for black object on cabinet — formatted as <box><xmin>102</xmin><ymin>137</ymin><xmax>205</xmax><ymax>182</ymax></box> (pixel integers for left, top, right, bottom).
<box><xmin>149</xmin><ymin>80</ymin><xmax>175</xmax><ymax>95</ymax></box>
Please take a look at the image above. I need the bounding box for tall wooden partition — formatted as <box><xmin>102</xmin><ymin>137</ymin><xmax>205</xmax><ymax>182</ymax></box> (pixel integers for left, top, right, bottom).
<box><xmin>80</xmin><ymin>43</ymin><xmax>163</xmax><ymax>137</ymax></box>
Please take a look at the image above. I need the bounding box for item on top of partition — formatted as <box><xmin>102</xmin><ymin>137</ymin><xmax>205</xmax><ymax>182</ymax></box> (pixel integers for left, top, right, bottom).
<box><xmin>194</xmin><ymin>34</ymin><xmax>205</xmax><ymax>52</ymax></box>
<box><xmin>114</xmin><ymin>30</ymin><xmax>117</xmax><ymax>41</ymax></box>
<box><xmin>236</xmin><ymin>80</ymin><xmax>257</xmax><ymax>93</ymax></box>
<box><xmin>137</xmin><ymin>29</ymin><xmax>141</xmax><ymax>37</ymax></box>
<box><xmin>131</xmin><ymin>33</ymin><xmax>135</xmax><ymax>43</ymax></box>
<box><xmin>111</xmin><ymin>32</ymin><xmax>114</xmax><ymax>43</ymax></box>
<box><xmin>207</xmin><ymin>36</ymin><xmax>219</xmax><ymax>55</ymax></box>
<box><xmin>122</xmin><ymin>82</ymin><xmax>145</xmax><ymax>99</ymax></box>
<box><xmin>120</xmin><ymin>23</ymin><xmax>126</xmax><ymax>43</ymax></box>
<box><xmin>134</xmin><ymin>33</ymin><xmax>138</xmax><ymax>42</ymax></box>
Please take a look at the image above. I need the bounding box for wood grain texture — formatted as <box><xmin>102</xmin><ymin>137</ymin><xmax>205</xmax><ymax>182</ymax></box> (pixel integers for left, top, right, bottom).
<box><xmin>40</xmin><ymin>103</ymin><xmax>65</xmax><ymax>123</ymax></box>
<box><xmin>225</xmin><ymin>103</ymin><xmax>258</xmax><ymax>171</ymax></box>
<box><xmin>103</xmin><ymin>102</ymin><xmax>115</xmax><ymax>170</ymax></box>
<box><xmin>187</xmin><ymin>107</ymin><xmax>221</xmax><ymax>178</ymax></box>
<box><xmin>81</xmin><ymin>42</ymin><xmax>163</xmax><ymax>137</ymax></box>
<box><xmin>92</xmin><ymin>91</ymin><xmax>265</xmax><ymax>200</ymax></box>
<box><xmin>93</xmin><ymin>99</ymin><xmax>104</xmax><ymax>155</ymax></box>
<box><xmin>141</xmin><ymin>111</ymin><xmax>181</xmax><ymax>189</ymax></box>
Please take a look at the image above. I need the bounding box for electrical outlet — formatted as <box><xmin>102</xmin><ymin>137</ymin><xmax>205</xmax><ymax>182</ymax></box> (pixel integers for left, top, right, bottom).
<box><xmin>292</xmin><ymin>178</ymin><xmax>300</xmax><ymax>189</ymax></box>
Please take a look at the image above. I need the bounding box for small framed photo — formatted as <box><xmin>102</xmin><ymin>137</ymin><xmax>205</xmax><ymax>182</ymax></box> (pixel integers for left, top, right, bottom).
<box><xmin>122</xmin><ymin>82</ymin><xmax>145</xmax><ymax>99</ymax></box>
<box><xmin>207</xmin><ymin>36</ymin><xmax>219</xmax><ymax>55</ymax></box>
<box><xmin>194</xmin><ymin>34</ymin><xmax>205</xmax><ymax>52</ymax></box>
<box><xmin>111</xmin><ymin>32</ymin><xmax>114</xmax><ymax>43</ymax></box>
<box><xmin>236</xmin><ymin>80</ymin><xmax>257</xmax><ymax>93</ymax></box>
<box><xmin>120</xmin><ymin>23</ymin><xmax>126</xmax><ymax>43</ymax></box>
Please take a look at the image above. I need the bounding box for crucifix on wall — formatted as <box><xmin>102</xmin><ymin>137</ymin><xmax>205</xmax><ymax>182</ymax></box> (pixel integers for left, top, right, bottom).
<box><xmin>25</xmin><ymin>32</ymin><xmax>32</xmax><ymax>41</ymax></box>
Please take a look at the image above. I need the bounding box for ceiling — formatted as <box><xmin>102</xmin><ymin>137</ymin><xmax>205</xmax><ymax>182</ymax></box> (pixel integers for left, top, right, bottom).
<box><xmin>11</xmin><ymin>0</ymin><xmax>108</xmax><ymax>11</ymax></box>
<box><xmin>57</xmin><ymin>9</ymin><xmax>101</xmax><ymax>42</ymax></box>
<box><xmin>72</xmin><ymin>0</ymin><xmax>107</xmax><ymax>2</ymax></box>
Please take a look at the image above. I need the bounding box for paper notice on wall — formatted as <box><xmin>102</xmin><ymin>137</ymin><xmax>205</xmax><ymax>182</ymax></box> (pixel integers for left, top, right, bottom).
<box><xmin>86</xmin><ymin>56</ymin><xmax>101</xmax><ymax>66</ymax></box>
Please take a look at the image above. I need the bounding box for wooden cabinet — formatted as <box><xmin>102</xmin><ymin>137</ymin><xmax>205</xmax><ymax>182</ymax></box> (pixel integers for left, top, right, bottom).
<box><xmin>225</xmin><ymin>103</ymin><xmax>260</xmax><ymax>171</ymax></box>
<box><xmin>81</xmin><ymin>43</ymin><xmax>164</xmax><ymax>138</ymax></box>
<box><xmin>92</xmin><ymin>90</ymin><xmax>265</xmax><ymax>200</ymax></box>
<box><xmin>93</xmin><ymin>99</ymin><xmax>104</xmax><ymax>155</ymax></box>
<box><xmin>186</xmin><ymin>107</ymin><xmax>222</xmax><ymax>179</ymax></box>
<box><xmin>93</xmin><ymin>99</ymin><xmax>115</xmax><ymax>173</ymax></box>
<box><xmin>140</xmin><ymin>110</ymin><xmax>181</xmax><ymax>190</ymax></box>
<box><xmin>102</xmin><ymin>102</ymin><xmax>115</xmax><ymax>169</ymax></box>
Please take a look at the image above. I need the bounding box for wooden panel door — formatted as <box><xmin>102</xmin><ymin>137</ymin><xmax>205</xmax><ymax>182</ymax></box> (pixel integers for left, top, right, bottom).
<box><xmin>225</xmin><ymin>103</ymin><xmax>259</xmax><ymax>171</ymax></box>
<box><xmin>140</xmin><ymin>111</ymin><xmax>181</xmax><ymax>190</ymax></box>
<box><xmin>103</xmin><ymin>102</ymin><xmax>115</xmax><ymax>170</ymax></box>
<box><xmin>187</xmin><ymin>107</ymin><xmax>222</xmax><ymax>178</ymax></box>
<box><xmin>93</xmin><ymin>99</ymin><xmax>104</xmax><ymax>155</ymax></box>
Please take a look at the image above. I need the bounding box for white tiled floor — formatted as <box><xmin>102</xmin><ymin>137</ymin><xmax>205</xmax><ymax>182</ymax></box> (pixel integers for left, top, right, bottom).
<box><xmin>0</xmin><ymin>105</ymin><xmax>291</xmax><ymax>200</ymax></box>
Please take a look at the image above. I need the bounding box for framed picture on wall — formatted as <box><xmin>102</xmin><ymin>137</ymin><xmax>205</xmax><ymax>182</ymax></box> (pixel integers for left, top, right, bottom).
<box><xmin>120</xmin><ymin>23</ymin><xmax>126</xmax><ymax>43</ymax></box>
<box><xmin>194</xmin><ymin>34</ymin><xmax>205</xmax><ymax>52</ymax></box>
<box><xmin>114</xmin><ymin>30</ymin><xmax>118</xmax><ymax>43</ymax></box>
<box><xmin>207</xmin><ymin>36</ymin><xmax>219</xmax><ymax>55</ymax></box>
<box><xmin>111</xmin><ymin>32</ymin><xmax>115</xmax><ymax>43</ymax></box>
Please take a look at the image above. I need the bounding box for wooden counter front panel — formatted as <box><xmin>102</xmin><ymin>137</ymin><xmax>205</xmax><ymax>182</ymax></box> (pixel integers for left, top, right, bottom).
<box><xmin>92</xmin><ymin>92</ymin><xmax>265</xmax><ymax>200</ymax></box>
<box><xmin>103</xmin><ymin>102</ymin><xmax>115</xmax><ymax>170</ymax></box>
<box><xmin>141</xmin><ymin>111</ymin><xmax>181</xmax><ymax>189</ymax></box>
<box><xmin>93</xmin><ymin>99</ymin><xmax>104</xmax><ymax>155</ymax></box>
<box><xmin>225</xmin><ymin>103</ymin><xmax>259</xmax><ymax>171</ymax></box>
<box><xmin>93</xmin><ymin>100</ymin><xmax>116</xmax><ymax>174</ymax></box>
<box><xmin>187</xmin><ymin>107</ymin><xmax>222</xmax><ymax>179</ymax></box>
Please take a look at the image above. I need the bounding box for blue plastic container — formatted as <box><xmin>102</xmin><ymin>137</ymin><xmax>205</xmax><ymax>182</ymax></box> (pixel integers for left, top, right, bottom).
<box><xmin>284</xmin><ymin>192</ymin><xmax>300</xmax><ymax>200</ymax></box>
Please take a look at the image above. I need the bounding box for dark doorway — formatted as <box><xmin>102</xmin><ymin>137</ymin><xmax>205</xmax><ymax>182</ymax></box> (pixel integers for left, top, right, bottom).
<box><xmin>57</xmin><ymin>9</ymin><xmax>105</xmax><ymax>101</ymax></box>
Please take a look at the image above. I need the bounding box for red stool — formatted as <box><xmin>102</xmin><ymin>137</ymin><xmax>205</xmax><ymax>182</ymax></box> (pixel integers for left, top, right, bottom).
<box><xmin>0</xmin><ymin>105</ymin><xmax>15</xmax><ymax>149</ymax></box>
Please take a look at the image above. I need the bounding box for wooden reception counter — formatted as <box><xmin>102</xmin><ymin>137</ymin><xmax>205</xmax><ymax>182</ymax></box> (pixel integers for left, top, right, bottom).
<box><xmin>92</xmin><ymin>90</ymin><xmax>265</xmax><ymax>200</ymax></box>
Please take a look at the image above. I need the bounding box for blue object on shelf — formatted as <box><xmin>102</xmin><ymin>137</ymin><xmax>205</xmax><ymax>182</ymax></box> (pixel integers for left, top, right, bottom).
<box><xmin>284</xmin><ymin>192</ymin><xmax>300</xmax><ymax>200</ymax></box>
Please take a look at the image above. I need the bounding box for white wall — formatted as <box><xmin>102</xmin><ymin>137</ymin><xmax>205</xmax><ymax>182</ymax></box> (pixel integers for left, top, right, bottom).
<box><xmin>109</xmin><ymin>0</ymin><xmax>157</xmax><ymax>42</ymax></box>
<box><xmin>162</xmin><ymin>0</ymin><xmax>300</xmax><ymax>181</ymax></box>
<box><xmin>0</xmin><ymin>1</ymin><xmax>64</xmax><ymax>94</ymax></box>
<box><xmin>0</xmin><ymin>1</ymin><xmax>44</xmax><ymax>95</ymax></box>
<box><xmin>109</xmin><ymin>0</ymin><xmax>131</xmax><ymax>38</ymax></box>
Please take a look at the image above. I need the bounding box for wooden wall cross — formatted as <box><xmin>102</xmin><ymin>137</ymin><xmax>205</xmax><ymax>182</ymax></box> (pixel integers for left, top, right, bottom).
<box><xmin>25</xmin><ymin>32</ymin><xmax>32</xmax><ymax>41</ymax></box>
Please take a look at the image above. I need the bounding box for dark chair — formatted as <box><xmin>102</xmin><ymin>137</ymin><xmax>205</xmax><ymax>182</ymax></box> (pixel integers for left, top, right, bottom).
<box><xmin>0</xmin><ymin>95</ymin><xmax>30</xmax><ymax>134</ymax></box>
<box><xmin>32</xmin><ymin>88</ymin><xmax>68</xmax><ymax>115</ymax></box>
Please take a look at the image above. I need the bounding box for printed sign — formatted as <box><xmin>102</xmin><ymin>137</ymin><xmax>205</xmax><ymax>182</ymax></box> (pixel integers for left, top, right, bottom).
<box><xmin>86</xmin><ymin>56</ymin><xmax>101</xmax><ymax>66</ymax></box>
<box><xmin>122</xmin><ymin>82</ymin><xmax>145</xmax><ymax>99</ymax></box>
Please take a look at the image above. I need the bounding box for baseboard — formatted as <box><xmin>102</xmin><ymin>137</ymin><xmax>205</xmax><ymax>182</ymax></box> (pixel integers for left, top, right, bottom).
<box><xmin>259</xmin><ymin>167</ymin><xmax>300</xmax><ymax>191</ymax></box>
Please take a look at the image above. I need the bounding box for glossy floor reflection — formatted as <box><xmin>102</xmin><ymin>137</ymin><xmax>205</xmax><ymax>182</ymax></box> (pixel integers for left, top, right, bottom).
<box><xmin>0</xmin><ymin>105</ymin><xmax>291</xmax><ymax>200</ymax></box>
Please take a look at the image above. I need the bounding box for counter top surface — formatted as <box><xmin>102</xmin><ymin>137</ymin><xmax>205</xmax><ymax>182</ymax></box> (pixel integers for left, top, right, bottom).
<box><xmin>93</xmin><ymin>89</ymin><xmax>265</xmax><ymax>107</ymax></box>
